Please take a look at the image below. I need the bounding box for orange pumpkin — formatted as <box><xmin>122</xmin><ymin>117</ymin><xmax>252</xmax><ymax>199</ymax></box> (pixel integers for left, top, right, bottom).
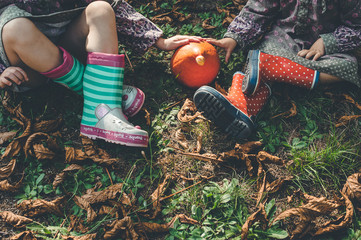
<box><xmin>170</xmin><ymin>42</ymin><xmax>220</xmax><ymax>88</ymax></box>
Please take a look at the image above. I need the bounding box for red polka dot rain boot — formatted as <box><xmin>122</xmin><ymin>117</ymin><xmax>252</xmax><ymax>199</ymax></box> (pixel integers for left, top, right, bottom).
<box><xmin>193</xmin><ymin>71</ymin><xmax>271</xmax><ymax>139</ymax></box>
<box><xmin>242</xmin><ymin>50</ymin><xmax>319</xmax><ymax>95</ymax></box>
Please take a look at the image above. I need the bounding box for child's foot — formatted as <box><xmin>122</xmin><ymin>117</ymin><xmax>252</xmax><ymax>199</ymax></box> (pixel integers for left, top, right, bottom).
<box><xmin>193</xmin><ymin>86</ymin><xmax>254</xmax><ymax>139</ymax></box>
<box><xmin>122</xmin><ymin>85</ymin><xmax>145</xmax><ymax>117</ymax></box>
<box><xmin>80</xmin><ymin>103</ymin><xmax>148</xmax><ymax>147</ymax></box>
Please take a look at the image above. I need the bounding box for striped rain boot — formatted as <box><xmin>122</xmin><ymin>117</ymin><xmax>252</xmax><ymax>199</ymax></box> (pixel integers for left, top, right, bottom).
<box><xmin>193</xmin><ymin>72</ymin><xmax>270</xmax><ymax>139</ymax></box>
<box><xmin>41</xmin><ymin>47</ymin><xmax>84</xmax><ymax>95</ymax></box>
<box><xmin>80</xmin><ymin>52</ymin><xmax>148</xmax><ymax>147</ymax></box>
<box><xmin>242</xmin><ymin>50</ymin><xmax>319</xmax><ymax>95</ymax></box>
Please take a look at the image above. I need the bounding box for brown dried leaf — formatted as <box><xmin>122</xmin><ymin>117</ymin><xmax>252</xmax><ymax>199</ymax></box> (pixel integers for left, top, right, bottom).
<box><xmin>73</xmin><ymin>196</ymin><xmax>97</xmax><ymax>223</ymax></box>
<box><xmin>80</xmin><ymin>183</ymin><xmax>131</xmax><ymax>205</ymax></box>
<box><xmin>241</xmin><ymin>203</ymin><xmax>268</xmax><ymax>240</ymax></box>
<box><xmin>266</xmin><ymin>176</ymin><xmax>293</xmax><ymax>194</ymax></box>
<box><xmin>104</xmin><ymin>216</ymin><xmax>139</xmax><ymax>240</ymax></box>
<box><xmin>313</xmin><ymin>191</ymin><xmax>353</xmax><ymax>236</ymax></box>
<box><xmin>336</xmin><ymin>115</ymin><xmax>361</xmax><ymax>127</ymax></box>
<box><xmin>17</xmin><ymin>196</ymin><xmax>66</xmax><ymax>217</ymax></box>
<box><xmin>0</xmin><ymin>174</ymin><xmax>24</xmax><ymax>192</ymax></box>
<box><xmin>202</xmin><ymin>18</ymin><xmax>216</xmax><ymax>29</ymax></box>
<box><xmin>32</xmin><ymin>119</ymin><xmax>63</xmax><ymax>133</ymax></box>
<box><xmin>67</xmin><ymin>215</ymin><xmax>89</xmax><ymax>234</ymax></box>
<box><xmin>0</xmin><ymin>159</ymin><xmax>16</xmax><ymax>179</ymax></box>
<box><xmin>10</xmin><ymin>231</ymin><xmax>37</xmax><ymax>240</ymax></box>
<box><xmin>53</xmin><ymin>164</ymin><xmax>84</xmax><ymax>189</ymax></box>
<box><xmin>143</xmin><ymin>108</ymin><xmax>151</xmax><ymax>126</ymax></box>
<box><xmin>195</xmin><ymin>132</ymin><xmax>203</xmax><ymax>153</ymax></box>
<box><xmin>343</xmin><ymin>94</ymin><xmax>361</xmax><ymax>111</ymax></box>
<box><xmin>272</xmin><ymin>101</ymin><xmax>297</xmax><ymax>119</ymax></box>
<box><xmin>257</xmin><ymin>151</ymin><xmax>284</xmax><ymax>165</ymax></box>
<box><xmin>271</xmin><ymin>195</ymin><xmax>341</xmax><ymax>238</ymax></box>
<box><xmin>61</xmin><ymin>234</ymin><xmax>97</xmax><ymax>240</ymax></box>
<box><xmin>235</xmin><ymin>141</ymin><xmax>263</xmax><ymax>153</ymax></box>
<box><xmin>178</xmin><ymin>99</ymin><xmax>203</xmax><ymax>123</ymax></box>
<box><xmin>342</xmin><ymin>173</ymin><xmax>361</xmax><ymax>204</ymax></box>
<box><xmin>175</xmin><ymin>129</ymin><xmax>189</xmax><ymax>149</ymax></box>
<box><xmin>0</xmin><ymin>131</ymin><xmax>17</xmax><ymax>145</ymax></box>
<box><xmin>24</xmin><ymin>133</ymin><xmax>60</xmax><ymax>159</ymax></box>
<box><xmin>149</xmin><ymin>175</ymin><xmax>171</xmax><ymax>218</ymax></box>
<box><xmin>0</xmin><ymin>211</ymin><xmax>33</xmax><ymax>228</ymax></box>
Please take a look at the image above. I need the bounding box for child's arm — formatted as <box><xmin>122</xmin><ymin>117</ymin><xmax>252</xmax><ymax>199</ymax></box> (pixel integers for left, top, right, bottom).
<box><xmin>317</xmin><ymin>0</ymin><xmax>361</xmax><ymax>56</ymax></box>
<box><xmin>223</xmin><ymin>0</ymin><xmax>279</xmax><ymax>52</ymax></box>
<box><xmin>155</xmin><ymin>35</ymin><xmax>203</xmax><ymax>51</ymax></box>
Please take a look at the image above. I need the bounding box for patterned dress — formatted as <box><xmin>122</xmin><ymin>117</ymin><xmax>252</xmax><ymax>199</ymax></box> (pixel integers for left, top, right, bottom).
<box><xmin>224</xmin><ymin>0</ymin><xmax>361</xmax><ymax>86</ymax></box>
<box><xmin>0</xmin><ymin>0</ymin><xmax>163</xmax><ymax>74</ymax></box>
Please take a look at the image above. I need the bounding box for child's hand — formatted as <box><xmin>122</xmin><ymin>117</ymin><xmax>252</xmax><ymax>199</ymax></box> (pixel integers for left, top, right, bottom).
<box><xmin>206</xmin><ymin>38</ymin><xmax>237</xmax><ymax>63</ymax></box>
<box><xmin>155</xmin><ymin>36</ymin><xmax>203</xmax><ymax>51</ymax></box>
<box><xmin>0</xmin><ymin>66</ymin><xmax>29</xmax><ymax>89</ymax></box>
<box><xmin>297</xmin><ymin>38</ymin><xmax>325</xmax><ymax>61</ymax></box>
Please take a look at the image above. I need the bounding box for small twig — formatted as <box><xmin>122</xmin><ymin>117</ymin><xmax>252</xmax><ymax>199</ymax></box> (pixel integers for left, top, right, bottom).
<box><xmin>123</xmin><ymin>48</ymin><xmax>134</xmax><ymax>72</ymax></box>
<box><xmin>160</xmin><ymin>178</ymin><xmax>209</xmax><ymax>201</ymax></box>
<box><xmin>105</xmin><ymin>167</ymin><xmax>114</xmax><ymax>185</ymax></box>
<box><xmin>164</xmin><ymin>100</ymin><xmax>183</xmax><ymax>111</ymax></box>
<box><xmin>53</xmin><ymin>218</ymin><xmax>66</xmax><ymax>239</ymax></box>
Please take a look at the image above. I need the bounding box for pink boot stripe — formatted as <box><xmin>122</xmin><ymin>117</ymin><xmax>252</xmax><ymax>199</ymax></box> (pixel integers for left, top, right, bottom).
<box><xmin>87</xmin><ymin>52</ymin><xmax>125</xmax><ymax>68</ymax></box>
<box><xmin>80</xmin><ymin>125</ymin><xmax>148</xmax><ymax>147</ymax></box>
<box><xmin>124</xmin><ymin>90</ymin><xmax>145</xmax><ymax>117</ymax></box>
<box><xmin>41</xmin><ymin>47</ymin><xmax>74</xmax><ymax>79</ymax></box>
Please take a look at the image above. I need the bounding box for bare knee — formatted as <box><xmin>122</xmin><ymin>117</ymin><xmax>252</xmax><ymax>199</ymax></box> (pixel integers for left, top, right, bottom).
<box><xmin>3</xmin><ymin>18</ymin><xmax>38</xmax><ymax>46</ymax></box>
<box><xmin>85</xmin><ymin>1</ymin><xmax>115</xmax><ymax>23</ymax></box>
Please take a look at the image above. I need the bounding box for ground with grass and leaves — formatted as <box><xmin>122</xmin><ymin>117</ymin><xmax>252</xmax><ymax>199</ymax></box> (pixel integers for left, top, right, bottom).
<box><xmin>1</xmin><ymin>0</ymin><xmax>361</xmax><ymax>239</ymax></box>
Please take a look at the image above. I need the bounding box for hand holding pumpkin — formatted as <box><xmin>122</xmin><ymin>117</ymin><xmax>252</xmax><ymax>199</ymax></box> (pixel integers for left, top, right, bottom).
<box><xmin>206</xmin><ymin>38</ymin><xmax>237</xmax><ymax>63</ymax></box>
<box><xmin>155</xmin><ymin>35</ymin><xmax>204</xmax><ymax>51</ymax></box>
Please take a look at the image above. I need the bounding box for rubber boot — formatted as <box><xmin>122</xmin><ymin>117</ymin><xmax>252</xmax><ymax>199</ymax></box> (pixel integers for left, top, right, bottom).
<box><xmin>242</xmin><ymin>50</ymin><xmax>319</xmax><ymax>95</ymax></box>
<box><xmin>80</xmin><ymin>52</ymin><xmax>148</xmax><ymax>147</ymax></box>
<box><xmin>193</xmin><ymin>72</ymin><xmax>270</xmax><ymax>139</ymax></box>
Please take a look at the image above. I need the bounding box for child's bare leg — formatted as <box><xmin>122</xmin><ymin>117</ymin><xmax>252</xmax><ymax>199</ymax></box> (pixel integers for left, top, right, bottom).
<box><xmin>319</xmin><ymin>73</ymin><xmax>342</xmax><ymax>84</ymax></box>
<box><xmin>59</xmin><ymin>1</ymin><xmax>118</xmax><ymax>62</ymax></box>
<box><xmin>2</xmin><ymin>18</ymin><xmax>62</xmax><ymax>88</ymax></box>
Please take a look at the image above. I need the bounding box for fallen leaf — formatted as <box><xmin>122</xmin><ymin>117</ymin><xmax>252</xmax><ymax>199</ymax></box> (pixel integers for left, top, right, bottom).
<box><xmin>0</xmin><ymin>211</ymin><xmax>33</xmax><ymax>228</ymax></box>
<box><xmin>257</xmin><ymin>151</ymin><xmax>284</xmax><ymax>165</ymax></box>
<box><xmin>342</xmin><ymin>173</ymin><xmax>361</xmax><ymax>207</ymax></box>
<box><xmin>272</xmin><ymin>101</ymin><xmax>297</xmax><ymax>119</ymax></box>
<box><xmin>17</xmin><ymin>196</ymin><xmax>66</xmax><ymax>217</ymax></box>
<box><xmin>149</xmin><ymin>175</ymin><xmax>171</xmax><ymax>219</ymax></box>
<box><xmin>271</xmin><ymin>194</ymin><xmax>341</xmax><ymax>239</ymax></box>
<box><xmin>195</xmin><ymin>131</ymin><xmax>203</xmax><ymax>153</ymax></box>
<box><xmin>241</xmin><ymin>203</ymin><xmax>268</xmax><ymax>240</ymax></box>
<box><xmin>175</xmin><ymin>129</ymin><xmax>189</xmax><ymax>149</ymax></box>
<box><xmin>0</xmin><ymin>131</ymin><xmax>17</xmax><ymax>145</ymax></box>
<box><xmin>0</xmin><ymin>159</ymin><xmax>16</xmax><ymax>180</ymax></box>
<box><xmin>53</xmin><ymin>164</ymin><xmax>84</xmax><ymax>189</ymax></box>
<box><xmin>177</xmin><ymin>99</ymin><xmax>203</xmax><ymax>123</ymax></box>
<box><xmin>235</xmin><ymin>141</ymin><xmax>263</xmax><ymax>154</ymax></box>
<box><xmin>336</xmin><ymin>115</ymin><xmax>361</xmax><ymax>127</ymax></box>
<box><xmin>0</xmin><ymin>174</ymin><xmax>24</xmax><ymax>192</ymax></box>
<box><xmin>313</xmin><ymin>191</ymin><xmax>353</xmax><ymax>236</ymax></box>
<box><xmin>61</xmin><ymin>234</ymin><xmax>97</xmax><ymax>240</ymax></box>
<box><xmin>103</xmin><ymin>216</ymin><xmax>139</xmax><ymax>240</ymax></box>
<box><xmin>73</xmin><ymin>196</ymin><xmax>97</xmax><ymax>223</ymax></box>
<box><xmin>10</xmin><ymin>231</ymin><xmax>37</xmax><ymax>240</ymax></box>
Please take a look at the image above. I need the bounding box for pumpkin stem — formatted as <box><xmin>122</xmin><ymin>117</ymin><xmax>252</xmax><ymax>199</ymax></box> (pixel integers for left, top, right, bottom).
<box><xmin>195</xmin><ymin>56</ymin><xmax>205</xmax><ymax>66</ymax></box>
